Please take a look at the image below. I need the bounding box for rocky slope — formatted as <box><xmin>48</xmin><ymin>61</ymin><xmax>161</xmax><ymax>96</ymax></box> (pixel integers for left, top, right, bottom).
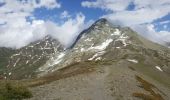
<box><xmin>0</xmin><ymin>36</ymin><xmax>63</xmax><ymax>79</ymax></box>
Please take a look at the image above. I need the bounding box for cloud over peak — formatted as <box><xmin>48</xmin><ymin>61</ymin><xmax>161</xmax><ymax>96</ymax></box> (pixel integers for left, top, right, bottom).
<box><xmin>0</xmin><ymin>0</ymin><xmax>88</xmax><ymax>49</ymax></box>
<box><xmin>0</xmin><ymin>0</ymin><xmax>72</xmax><ymax>49</ymax></box>
<box><xmin>82</xmin><ymin>0</ymin><xmax>170</xmax><ymax>44</ymax></box>
<box><xmin>46</xmin><ymin>13</ymin><xmax>88</xmax><ymax>47</ymax></box>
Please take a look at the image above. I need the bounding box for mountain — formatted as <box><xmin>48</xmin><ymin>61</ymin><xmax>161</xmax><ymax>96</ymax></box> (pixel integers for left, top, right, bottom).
<box><xmin>0</xmin><ymin>47</ymin><xmax>16</xmax><ymax>79</ymax></box>
<box><xmin>29</xmin><ymin>18</ymin><xmax>170</xmax><ymax>100</ymax></box>
<box><xmin>38</xmin><ymin>18</ymin><xmax>170</xmax><ymax>76</ymax></box>
<box><xmin>0</xmin><ymin>36</ymin><xmax>63</xmax><ymax>79</ymax></box>
<box><xmin>0</xmin><ymin>18</ymin><xmax>170</xmax><ymax>99</ymax></box>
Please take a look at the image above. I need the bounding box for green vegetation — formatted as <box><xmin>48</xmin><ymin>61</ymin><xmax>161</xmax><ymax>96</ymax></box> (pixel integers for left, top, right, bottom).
<box><xmin>0</xmin><ymin>81</ymin><xmax>32</xmax><ymax>100</ymax></box>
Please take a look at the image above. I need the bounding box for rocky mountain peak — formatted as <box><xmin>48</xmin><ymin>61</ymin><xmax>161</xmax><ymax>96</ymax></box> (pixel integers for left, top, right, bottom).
<box><xmin>93</xmin><ymin>18</ymin><xmax>109</xmax><ymax>26</ymax></box>
<box><xmin>72</xmin><ymin>19</ymin><xmax>129</xmax><ymax>51</ymax></box>
<box><xmin>37</xmin><ymin>20</ymin><xmax>140</xmax><ymax>75</ymax></box>
<box><xmin>37</xmin><ymin>18</ymin><xmax>170</xmax><ymax>77</ymax></box>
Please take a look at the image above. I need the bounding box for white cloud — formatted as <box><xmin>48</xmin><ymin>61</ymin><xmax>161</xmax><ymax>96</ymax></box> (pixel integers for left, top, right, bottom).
<box><xmin>82</xmin><ymin>0</ymin><xmax>170</xmax><ymax>44</ymax></box>
<box><xmin>36</xmin><ymin>0</ymin><xmax>61</xmax><ymax>9</ymax></box>
<box><xmin>0</xmin><ymin>0</ymin><xmax>61</xmax><ymax>48</ymax></box>
<box><xmin>104</xmin><ymin>5</ymin><xmax>170</xmax><ymax>26</ymax></box>
<box><xmin>60</xmin><ymin>10</ymin><xmax>71</xmax><ymax>19</ymax></box>
<box><xmin>0</xmin><ymin>11</ymin><xmax>88</xmax><ymax>49</ymax></box>
<box><xmin>132</xmin><ymin>24</ymin><xmax>170</xmax><ymax>44</ymax></box>
<box><xmin>133</xmin><ymin>0</ymin><xmax>170</xmax><ymax>9</ymax></box>
<box><xmin>46</xmin><ymin>13</ymin><xmax>89</xmax><ymax>47</ymax></box>
<box><xmin>0</xmin><ymin>0</ymin><xmax>91</xmax><ymax>49</ymax></box>
<box><xmin>0</xmin><ymin>19</ymin><xmax>47</xmax><ymax>48</ymax></box>
<box><xmin>0</xmin><ymin>0</ymin><xmax>61</xmax><ymax>25</ymax></box>
<box><xmin>82</xmin><ymin>0</ymin><xmax>170</xmax><ymax>26</ymax></box>
<box><xmin>81</xmin><ymin>0</ymin><xmax>132</xmax><ymax>11</ymax></box>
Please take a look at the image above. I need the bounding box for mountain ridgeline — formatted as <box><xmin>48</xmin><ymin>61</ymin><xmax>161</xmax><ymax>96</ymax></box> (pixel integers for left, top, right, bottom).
<box><xmin>0</xmin><ymin>18</ymin><xmax>170</xmax><ymax>79</ymax></box>
<box><xmin>0</xmin><ymin>18</ymin><xmax>170</xmax><ymax>99</ymax></box>
<box><xmin>0</xmin><ymin>36</ymin><xmax>64</xmax><ymax>79</ymax></box>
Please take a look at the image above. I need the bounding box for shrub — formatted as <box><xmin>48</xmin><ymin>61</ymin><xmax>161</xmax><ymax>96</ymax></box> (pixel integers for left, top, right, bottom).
<box><xmin>0</xmin><ymin>82</ymin><xmax>32</xmax><ymax>100</ymax></box>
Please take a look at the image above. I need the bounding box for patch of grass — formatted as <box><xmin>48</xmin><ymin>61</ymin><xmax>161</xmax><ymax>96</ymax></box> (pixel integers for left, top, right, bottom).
<box><xmin>132</xmin><ymin>75</ymin><xmax>164</xmax><ymax>100</ymax></box>
<box><xmin>0</xmin><ymin>81</ymin><xmax>32</xmax><ymax>100</ymax></box>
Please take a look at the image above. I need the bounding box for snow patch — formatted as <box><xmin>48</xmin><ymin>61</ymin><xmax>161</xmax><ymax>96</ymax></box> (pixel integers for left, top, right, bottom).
<box><xmin>95</xmin><ymin>57</ymin><xmax>102</xmax><ymax>61</ymax></box>
<box><xmin>26</xmin><ymin>60</ymin><xmax>29</xmax><ymax>64</ymax></box>
<box><xmin>88</xmin><ymin>54</ymin><xmax>98</xmax><ymax>61</ymax></box>
<box><xmin>115</xmin><ymin>33</ymin><xmax>129</xmax><ymax>47</ymax></box>
<box><xmin>155</xmin><ymin>66</ymin><xmax>163</xmax><ymax>72</ymax></box>
<box><xmin>88</xmin><ymin>39</ymin><xmax>113</xmax><ymax>51</ymax></box>
<box><xmin>8</xmin><ymin>72</ymin><xmax>11</xmax><ymax>76</ymax></box>
<box><xmin>88</xmin><ymin>51</ymin><xmax>105</xmax><ymax>61</ymax></box>
<box><xmin>50</xmin><ymin>52</ymin><xmax>65</xmax><ymax>65</ymax></box>
<box><xmin>35</xmin><ymin>42</ymin><xmax>41</xmax><ymax>45</ymax></box>
<box><xmin>13</xmin><ymin>58</ymin><xmax>20</xmax><ymax>67</ymax></box>
<box><xmin>116</xmin><ymin>47</ymin><xmax>120</xmax><ymax>49</ymax></box>
<box><xmin>44</xmin><ymin>48</ymin><xmax>52</xmax><ymax>49</ymax></box>
<box><xmin>85</xmin><ymin>38</ymin><xmax>92</xmax><ymax>42</ymax></box>
<box><xmin>53</xmin><ymin>59</ymin><xmax>62</xmax><ymax>65</ymax></box>
<box><xmin>10</xmin><ymin>53</ymin><xmax>20</xmax><ymax>58</ymax></box>
<box><xmin>33</xmin><ymin>59</ymin><xmax>39</xmax><ymax>64</ymax></box>
<box><xmin>45</xmin><ymin>42</ymin><xmax>48</xmax><ymax>48</ymax></box>
<box><xmin>127</xmin><ymin>59</ymin><xmax>138</xmax><ymax>63</ymax></box>
<box><xmin>114</xmin><ymin>29</ymin><xmax>121</xmax><ymax>35</ymax></box>
<box><xmin>29</xmin><ymin>45</ymin><xmax>34</xmax><ymax>48</ymax></box>
<box><xmin>81</xmin><ymin>48</ymin><xmax>85</xmax><ymax>52</ymax></box>
<box><xmin>39</xmin><ymin>52</ymin><xmax>66</xmax><ymax>72</ymax></box>
<box><xmin>74</xmin><ymin>47</ymin><xmax>78</xmax><ymax>50</ymax></box>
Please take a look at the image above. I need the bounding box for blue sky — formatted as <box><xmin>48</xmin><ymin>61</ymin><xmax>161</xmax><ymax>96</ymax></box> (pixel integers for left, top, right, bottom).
<box><xmin>32</xmin><ymin>0</ymin><xmax>105</xmax><ymax>23</ymax></box>
<box><xmin>153</xmin><ymin>14</ymin><xmax>170</xmax><ymax>32</ymax></box>
<box><xmin>32</xmin><ymin>0</ymin><xmax>170</xmax><ymax>31</ymax></box>
<box><xmin>0</xmin><ymin>0</ymin><xmax>170</xmax><ymax>48</ymax></box>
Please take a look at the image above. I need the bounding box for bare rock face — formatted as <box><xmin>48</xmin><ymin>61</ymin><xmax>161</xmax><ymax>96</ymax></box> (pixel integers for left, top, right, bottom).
<box><xmin>0</xmin><ymin>36</ymin><xmax>64</xmax><ymax>79</ymax></box>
